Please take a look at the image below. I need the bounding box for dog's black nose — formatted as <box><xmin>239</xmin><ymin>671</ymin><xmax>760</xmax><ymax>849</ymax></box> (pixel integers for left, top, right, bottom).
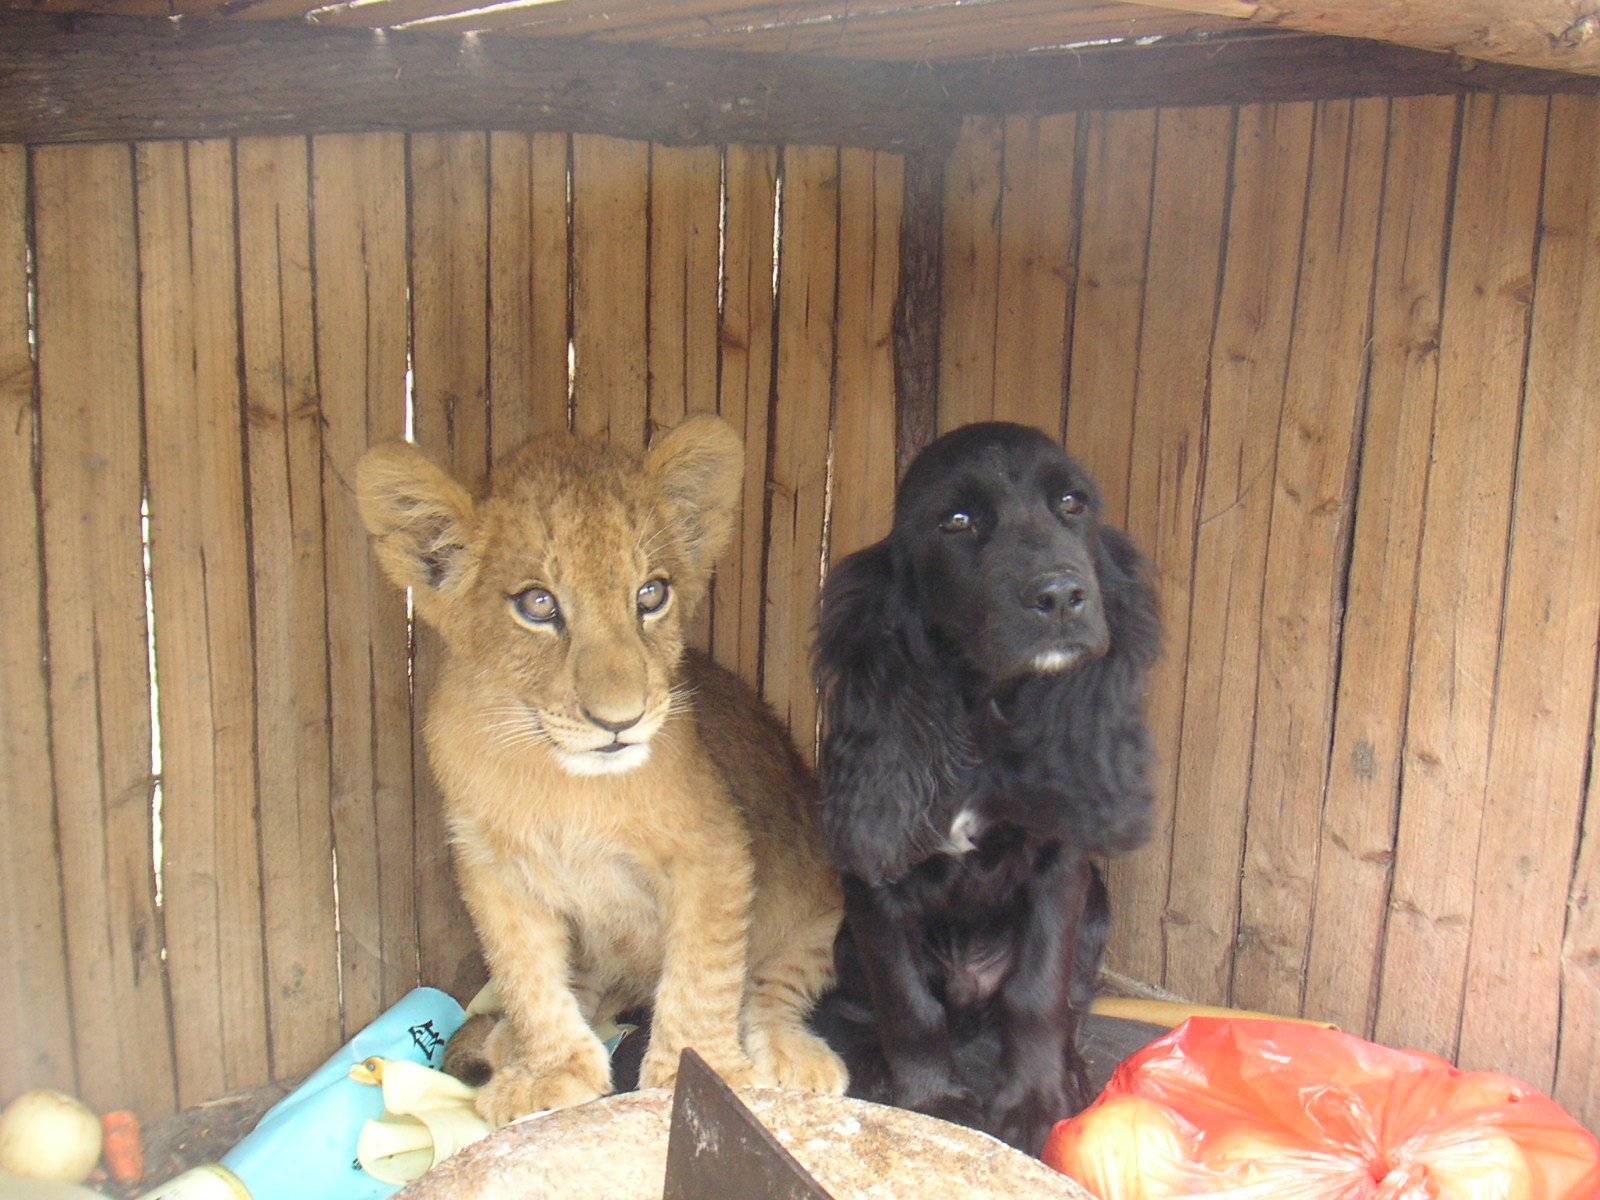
<box><xmin>1025</xmin><ymin>573</ymin><xmax>1090</xmax><ymax>618</ymax></box>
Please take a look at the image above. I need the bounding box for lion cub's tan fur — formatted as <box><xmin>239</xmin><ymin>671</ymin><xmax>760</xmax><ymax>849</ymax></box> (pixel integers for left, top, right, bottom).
<box><xmin>356</xmin><ymin>415</ymin><xmax>846</xmax><ymax>1126</ymax></box>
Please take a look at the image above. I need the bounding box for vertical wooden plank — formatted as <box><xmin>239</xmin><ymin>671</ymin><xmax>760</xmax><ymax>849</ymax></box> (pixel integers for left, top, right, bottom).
<box><xmin>138</xmin><ymin>138</ymin><xmax>269</xmax><ymax>1106</ymax></box>
<box><xmin>893</xmin><ymin>153</ymin><xmax>944</xmax><ymax>476</ymax></box>
<box><xmin>1561</xmin><ymin>691</ymin><xmax>1600</xmax><ymax>1130</ymax></box>
<box><xmin>571</xmin><ymin>134</ymin><xmax>649</xmax><ymax>448</ymax></box>
<box><xmin>764</xmin><ymin>143</ymin><xmax>838</xmax><ymax>761</ymax></box>
<box><xmin>313</xmin><ymin>131</ymin><xmax>415</xmax><ymax>1032</ymax></box>
<box><xmin>990</xmin><ymin>113</ymin><xmax>1077</xmax><ymax>438</ymax></box>
<box><xmin>1304</xmin><ymin>95</ymin><xmax>1457</xmax><ymax>1036</ymax></box>
<box><xmin>1103</xmin><ymin>105</ymin><xmax>1233</xmax><ymax>988</ymax></box>
<box><xmin>647</xmin><ymin>143</ymin><xmax>721</xmax><ymax>432</ymax></box>
<box><xmin>1164</xmin><ymin>103</ymin><xmax>1314</xmax><ymax>1006</ymax></box>
<box><xmin>1373</xmin><ymin>94</ymin><xmax>1547</xmax><ymax>1063</ymax></box>
<box><xmin>937</xmin><ymin>116</ymin><xmax>1003</xmax><ymax>433</ymax></box>
<box><xmin>412</xmin><ymin>132</ymin><xmax>490</xmax><ymax>491</ymax></box>
<box><xmin>236</xmin><ymin>135</ymin><xmax>343</xmax><ymax>1081</ymax></box>
<box><xmin>34</xmin><ymin>143</ymin><xmax>175</xmax><ymax>1116</ymax></box>
<box><xmin>712</xmin><ymin>143</ymin><xmax>778</xmax><ymax>689</ymax></box>
<box><xmin>1458</xmin><ymin>93</ymin><xmax>1597</xmax><ymax>1094</ymax></box>
<box><xmin>409</xmin><ymin>131</ymin><xmax>490</xmax><ymax>1000</ymax></box>
<box><xmin>0</xmin><ymin>145</ymin><xmax>77</xmax><ymax>1098</ymax></box>
<box><xmin>1064</xmin><ymin>107</ymin><xmax>1157</xmax><ymax>524</ymax></box>
<box><xmin>829</xmin><ymin>148</ymin><xmax>902</xmax><ymax>565</ymax></box>
<box><xmin>488</xmin><ymin>131</ymin><xmax>570</xmax><ymax>459</ymax></box>
<box><xmin>647</xmin><ymin>142</ymin><xmax>722</xmax><ymax>651</ymax></box>
<box><xmin>1232</xmin><ymin>98</ymin><xmax>1387</xmax><ymax>1018</ymax></box>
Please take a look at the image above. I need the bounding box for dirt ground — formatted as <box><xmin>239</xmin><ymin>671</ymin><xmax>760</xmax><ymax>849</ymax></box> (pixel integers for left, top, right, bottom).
<box><xmin>82</xmin><ymin>1079</ymin><xmax>294</xmax><ymax>1198</ymax></box>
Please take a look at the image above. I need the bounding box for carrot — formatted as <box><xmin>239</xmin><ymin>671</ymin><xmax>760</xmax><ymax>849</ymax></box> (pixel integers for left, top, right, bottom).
<box><xmin>99</xmin><ymin>1111</ymin><xmax>144</xmax><ymax>1186</ymax></box>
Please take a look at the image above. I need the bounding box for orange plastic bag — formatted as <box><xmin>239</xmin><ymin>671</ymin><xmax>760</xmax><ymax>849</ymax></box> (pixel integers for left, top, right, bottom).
<box><xmin>1043</xmin><ymin>1017</ymin><xmax>1599</xmax><ymax>1200</ymax></box>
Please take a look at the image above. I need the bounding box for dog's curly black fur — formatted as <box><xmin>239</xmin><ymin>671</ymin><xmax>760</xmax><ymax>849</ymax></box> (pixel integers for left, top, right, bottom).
<box><xmin>812</xmin><ymin>422</ymin><xmax>1160</xmax><ymax>1155</ymax></box>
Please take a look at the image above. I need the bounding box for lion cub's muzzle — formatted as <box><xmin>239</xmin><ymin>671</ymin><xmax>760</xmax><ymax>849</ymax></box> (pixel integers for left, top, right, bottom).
<box><xmin>578</xmin><ymin>704</ymin><xmax>658</xmax><ymax>765</ymax></box>
<box><xmin>548</xmin><ymin>637</ymin><xmax>668</xmax><ymax>776</ymax></box>
<box><xmin>549</xmin><ymin>706</ymin><xmax>661</xmax><ymax>775</ymax></box>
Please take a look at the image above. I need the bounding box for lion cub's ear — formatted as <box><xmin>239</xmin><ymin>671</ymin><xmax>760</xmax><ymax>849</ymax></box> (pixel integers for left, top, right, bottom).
<box><xmin>645</xmin><ymin>413</ymin><xmax>744</xmax><ymax>576</ymax></box>
<box><xmin>355</xmin><ymin>441</ymin><xmax>477</xmax><ymax>615</ymax></box>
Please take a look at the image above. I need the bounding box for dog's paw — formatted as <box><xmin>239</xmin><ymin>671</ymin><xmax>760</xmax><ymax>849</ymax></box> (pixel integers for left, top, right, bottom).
<box><xmin>472</xmin><ymin>1044</ymin><xmax>612</xmax><ymax>1126</ymax></box>
<box><xmin>746</xmin><ymin>1026</ymin><xmax>850</xmax><ymax>1095</ymax></box>
<box><xmin>902</xmin><ymin>1081</ymin><xmax>985</xmax><ymax>1131</ymax></box>
<box><xmin>639</xmin><ymin>1043</ymin><xmax>758</xmax><ymax>1091</ymax></box>
<box><xmin>989</xmin><ymin>1081</ymin><xmax>1074</xmax><ymax>1156</ymax></box>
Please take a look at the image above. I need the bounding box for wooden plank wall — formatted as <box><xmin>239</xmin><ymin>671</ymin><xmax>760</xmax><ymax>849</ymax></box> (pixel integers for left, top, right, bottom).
<box><xmin>5</xmin><ymin>93</ymin><xmax>1597</xmax><ymax>1135</ymax></box>
<box><xmin>0</xmin><ymin>132</ymin><xmax>903</xmax><ymax>1117</ymax></box>
<box><xmin>938</xmin><ymin>95</ymin><xmax>1600</xmax><ymax>1130</ymax></box>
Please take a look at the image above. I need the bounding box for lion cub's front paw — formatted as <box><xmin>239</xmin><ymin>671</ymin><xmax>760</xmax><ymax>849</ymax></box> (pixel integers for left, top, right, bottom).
<box><xmin>639</xmin><ymin>1043</ymin><xmax>758</xmax><ymax>1092</ymax></box>
<box><xmin>473</xmin><ymin>1047</ymin><xmax>612</xmax><ymax>1127</ymax></box>
<box><xmin>746</xmin><ymin>1026</ymin><xmax>849</xmax><ymax>1095</ymax></box>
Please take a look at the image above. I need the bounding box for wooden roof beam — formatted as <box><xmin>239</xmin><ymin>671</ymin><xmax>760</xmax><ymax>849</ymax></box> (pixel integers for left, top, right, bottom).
<box><xmin>3</xmin><ymin>15</ymin><xmax>1596</xmax><ymax>149</ymax></box>
<box><xmin>0</xmin><ymin>14</ymin><xmax>955</xmax><ymax>151</ymax></box>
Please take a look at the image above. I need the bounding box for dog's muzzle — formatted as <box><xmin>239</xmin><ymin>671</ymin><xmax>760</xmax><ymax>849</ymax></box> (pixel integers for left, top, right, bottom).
<box><xmin>1019</xmin><ymin>569</ymin><xmax>1109</xmax><ymax>670</ymax></box>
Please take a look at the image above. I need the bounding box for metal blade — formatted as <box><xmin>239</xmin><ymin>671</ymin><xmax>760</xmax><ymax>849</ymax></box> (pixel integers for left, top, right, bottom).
<box><xmin>662</xmin><ymin>1048</ymin><xmax>835</xmax><ymax>1200</ymax></box>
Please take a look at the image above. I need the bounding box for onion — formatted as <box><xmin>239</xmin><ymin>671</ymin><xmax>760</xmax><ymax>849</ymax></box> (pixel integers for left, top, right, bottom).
<box><xmin>0</xmin><ymin>1089</ymin><xmax>104</xmax><ymax>1184</ymax></box>
<box><xmin>1415</xmin><ymin>1132</ymin><xmax>1533</xmax><ymax>1200</ymax></box>
<box><xmin>1202</xmin><ymin>1127</ymin><xmax>1304</xmax><ymax>1173</ymax></box>
<box><xmin>1044</xmin><ymin>1095</ymin><xmax>1194</xmax><ymax>1200</ymax></box>
<box><xmin>1203</xmin><ymin>1126</ymin><xmax>1374</xmax><ymax>1193</ymax></box>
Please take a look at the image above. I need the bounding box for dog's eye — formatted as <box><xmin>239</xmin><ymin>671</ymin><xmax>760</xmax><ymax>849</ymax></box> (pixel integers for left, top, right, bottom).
<box><xmin>1057</xmin><ymin>491</ymin><xmax>1089</xmax><ymax>517</ymax></box>
<box><xmin>637</xmin><ymin>578</ymin><xmax>670</xmax><ymax>615</ymax></box>
<box><xmin>511</xmin><ymin>587</ymin><xmax>559</xmax><ymax>625</ymax></box>
<box><xmin>939</xmin><ymin>511</ymin><xmax>974</xmax><ymax>533</ymax></box>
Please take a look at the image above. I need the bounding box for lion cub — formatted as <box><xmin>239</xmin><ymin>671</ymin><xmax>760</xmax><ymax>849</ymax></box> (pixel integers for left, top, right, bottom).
<box><xmin>356</xmin><ymin>414</ymin><xmax>847</xmax><ymax>1125</ymax></box>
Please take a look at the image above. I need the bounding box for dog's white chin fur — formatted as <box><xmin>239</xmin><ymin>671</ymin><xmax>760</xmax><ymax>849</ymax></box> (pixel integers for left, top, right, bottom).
<box><xmin>1029</xmin><ymin>648</ymin><xmax>1081</xmax><ymax>674</ymax></box>
<box><xmin>556</xmin><ymin>743</ymin><xmax>653</xmax><ymax>776</ymax></box>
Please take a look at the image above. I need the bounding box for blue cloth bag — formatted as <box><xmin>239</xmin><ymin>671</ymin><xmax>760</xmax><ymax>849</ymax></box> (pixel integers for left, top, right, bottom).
<box><xmin>142</xmin><ymin>987</ymin><xmax>466</xmax><ymax>1200</ymax></box>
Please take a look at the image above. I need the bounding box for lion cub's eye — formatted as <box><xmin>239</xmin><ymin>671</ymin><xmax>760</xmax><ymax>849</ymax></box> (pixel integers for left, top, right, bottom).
<box><xmin>637</xmin><ymin>578</ymin><xmax>670</xmax><ymax>616</ymax></box>
<box><xmin>1057</xmin><ymin>491</ymin><xmax>1089</xmax><ymax>517</ymax></box>
<box><xmin>511</xmin><ymin>587</ymin><xmax>559</xmax><ymax>625</ymax></box>
<box><xmin>939</xmin><ymin>511</ymin><xmax>973</xmax><ymax>534</ymax></box>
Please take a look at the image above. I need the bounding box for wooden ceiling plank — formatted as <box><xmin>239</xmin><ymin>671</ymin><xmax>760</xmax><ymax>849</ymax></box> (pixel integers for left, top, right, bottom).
<box><xmin>1132</xmin><ymin>0</ymin><xmax>1600</xmax><ymax>76</ymax></box>
<box><xmin>531</xmin><ymin>0</ymin><xmax>1127</xmax><ymax>40</ymax></box>
<box><xmin>613</xmin><ymin>6</ymin><xmax>1222</xmax><ymax>59</ymax></box>
<box><xmin>605</xmin><ymin>0</ymin><xmax>1210</xmax><ymax>44</ymax></box>
<box><xmin>330</xmin><ymin>0</ymin><xmax>976</xmax><ymax>36</ymax></box>
<box><xmin>226</xmin><ymin>0</ymin><xmax>1173</xmax><ymax>32</ymax></box>
<box><xmin>5</xmin><ymin>0</ymin><xmax>175</xmax><ymax>12</ymax></box>
<box><xmin>213</xmin><ymin>0</ymin><xmax>332</xmax><ymax>17</ymax></box>
<box><xmin>307</xmin><ymin>0</ymin><xmax>782</xmax><ymax>32</ymax></box>
<box><xmin>940</xmin><ymin>33</ymin><xmax>1600</xmax><ymax>111</ymax></box>
<box><xmin>8</xmin><ymin>0</ymin><xmax>1600</xmax><ymax>78</ymax></box>
<box><xmin>420</xmin><ymin>0</ymin><xmax>1220</xmax><ymax>52</ymax></box>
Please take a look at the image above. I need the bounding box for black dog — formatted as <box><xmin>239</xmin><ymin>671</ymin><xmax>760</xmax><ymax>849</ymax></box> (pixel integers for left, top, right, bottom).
<box><xmin>812</xmin><ymin>422</ymin><xmax>1160</xmax><ymax>1155</ymax></box>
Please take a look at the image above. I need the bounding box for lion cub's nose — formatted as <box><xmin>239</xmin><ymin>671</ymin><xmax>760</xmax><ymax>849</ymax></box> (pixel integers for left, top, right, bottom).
<box><xmin>583</xmin><ymin>707</ymin><xmax>643</xmax><ymax>735</ymax></box>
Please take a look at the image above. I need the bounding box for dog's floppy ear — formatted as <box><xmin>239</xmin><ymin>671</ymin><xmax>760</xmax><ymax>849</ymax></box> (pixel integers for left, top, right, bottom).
<box><xmin>816</xmin><ymin>542</ymin><xmax>976</xmax><ymax>885</ymax></box>
<box><xmin>645</xmin><ymin>413</ymin><xmax>744</xmax><ymax>579</ymax></box>
<box><xmin>355</xmin><ymin>441</ymin><xmax>477</xmax><ymax>626</ymax></box>
<box><xmin>984</xmin><ymin>522</ymin><xmax>1161</xmax><ymax>853</ymax></box>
